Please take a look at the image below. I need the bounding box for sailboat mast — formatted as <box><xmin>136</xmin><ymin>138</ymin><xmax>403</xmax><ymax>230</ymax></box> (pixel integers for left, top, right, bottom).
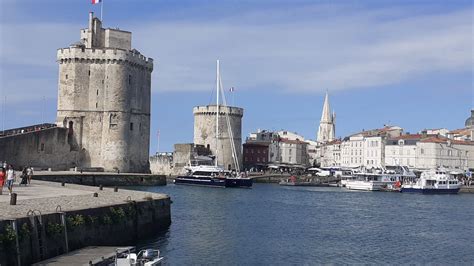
<box><xmin>215</xmin><ymin>60</ymin><xmax>220</xmax><ymax>167</ymax></box>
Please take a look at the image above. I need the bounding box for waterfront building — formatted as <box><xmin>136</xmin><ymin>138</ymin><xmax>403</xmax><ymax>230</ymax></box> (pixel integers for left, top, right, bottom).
<box><xmin>423</xmin><ymin>128</ymin><xmax>449</xmax><ymax>137</ymax></box>
<box><xmin>150</xmin><ymin>144</ymin><xmax>212</xmax><ymax>175</ymax></box>
<box><xmin>306</xmin><ymin>140</ymin><xmax>320</xmax><ymax>167</ymax></box>
<box><xmin>415</xmin><ymin>136</ymin><xmax>474</xmax><ymax>170</ymax></box>
<box><xmin>385</xmin><ymin>134</ymin><xmax>474</xmax><ymax>170</ymax></box>
<box><xmin>385</xmin><ymin>134</ymin><xmax>424</xmax><ymax>168</ymax></box>
<box><xmin>340</xmin><ymin>126</ymin><xmax>403</xmax><ymax>168</ymax></box>
<box><xmin>320</xmin><ymin>140</ymin><xmax>342</xmax><ymax>167</ymax></box>
<box><xmin>316</xmin><ymin>92</ymin><xmax>336</xmax><ymax>143</ymax></box>
<box><xmin>243</xmin><ymin>129</ymin><xmax>310</xmax><ymax>170</ymax></box>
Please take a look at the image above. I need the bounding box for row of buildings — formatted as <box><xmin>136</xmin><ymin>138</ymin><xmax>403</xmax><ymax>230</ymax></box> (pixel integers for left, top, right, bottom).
<box><xmin>242</xmin><ymin>94</ymin><xmax>474</xmax><ymax>172</ymax></box>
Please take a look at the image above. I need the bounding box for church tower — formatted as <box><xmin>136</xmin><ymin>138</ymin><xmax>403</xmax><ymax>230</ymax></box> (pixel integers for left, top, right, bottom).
<box><xmin>317</xmin><ymin>92</ymin><xmax>335</xmax><ymax>143</ymax></box>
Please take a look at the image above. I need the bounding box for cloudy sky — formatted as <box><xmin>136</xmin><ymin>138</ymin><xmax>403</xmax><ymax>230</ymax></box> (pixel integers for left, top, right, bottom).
<box><xmin>0</xmin><ymin>0</ymin><xmax>472</xmax><ymax>153</ymax></box>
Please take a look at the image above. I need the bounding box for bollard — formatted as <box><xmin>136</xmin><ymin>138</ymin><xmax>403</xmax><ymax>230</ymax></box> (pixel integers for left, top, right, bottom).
<box><xmin>10</xmin><ymin>193</ymin><xmax>17</xmax><ymax>205</ymax></box>
<box><xmin>99</xmin><ymin>184</ymin><xmax>103</xmax><ymax>190</ymax></box>
<box><xmin>93</xmin><ymin>192</ymin><xmax>98</xmax><ymax>197</ymax></box>
<box><xmin>114</xmin><ymin>187</ymin><xmax>118</xmax><ymax>192</ymax></box>
<box><xmin>61</xmin><ymin>182</ymin><xmax>65</xmax><ymax>186</ymax></box>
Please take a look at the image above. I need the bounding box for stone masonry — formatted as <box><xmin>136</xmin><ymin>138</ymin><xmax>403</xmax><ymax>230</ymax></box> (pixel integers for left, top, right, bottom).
<box><xmin>56</xmin><ymin>12</ymin><xmax>153</xmax><ymax>173</ymax></box>
<box><xmin>193</xmin><ymin>105</ymin><xmax>243</xmax><ymax>170</ymax></box>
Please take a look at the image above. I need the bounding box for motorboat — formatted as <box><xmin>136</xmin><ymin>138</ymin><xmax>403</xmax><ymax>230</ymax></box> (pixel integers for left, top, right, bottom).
<box><xmin>345</xmin><ymin>172</ymin><xmax>401</xmax><ymax>191</ymax></box>
<box><xmin>401</xmin><ymin>169</ymin><xmax>461</xmax><ymax>194</ymax></box>
<box><xmin>115</xmin><ymin>248</ymin><xmax>163</xmax><ymax>266</ymax></box>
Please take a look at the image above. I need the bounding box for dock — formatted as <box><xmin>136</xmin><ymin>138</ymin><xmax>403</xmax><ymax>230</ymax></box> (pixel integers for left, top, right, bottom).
<box><xmin>31</xmin><ymin>170</ymin><xmax>167</xmax><ymax>186</ymax></box>
<box><xmin>33</xmin><ymin>246</ymin><xmax>133</xmax><ymax>266</ymax></box>
<box><xmin>0</xmin><ymin>180</ymin><xmax>171</xmax><ymax>265</ymax></box>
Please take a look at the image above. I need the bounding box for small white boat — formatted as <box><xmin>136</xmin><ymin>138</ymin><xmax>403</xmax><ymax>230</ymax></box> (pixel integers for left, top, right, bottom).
<box><xmin>345</xmin><ymin>172</ymin><xmax>401</xmax><ymax>191</ymax></box>
<box><xmin>401</xmin><ymin>169</ymin><xmax>461</xmax><ymax>194</ymax></box>
<box><xmin>115</xmin><ymin>248</ymin><xmax>163</xmax><ymax>266</ymax></box>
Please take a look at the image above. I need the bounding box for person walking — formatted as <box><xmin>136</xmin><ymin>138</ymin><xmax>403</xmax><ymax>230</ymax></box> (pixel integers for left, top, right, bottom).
<box><xmin>0</xmin><ymin>167</ymin><xmax>5</xmax><ymax>195</ymax></box>
<box><xmin>27</xmin><ymin>166</ymin><xmax>33</xmax><ymax>184</ymax></box>
<box><xmin>6</xmin><ymin>165</ymin><xmax>15</xmax><ymax>195</ymax></box>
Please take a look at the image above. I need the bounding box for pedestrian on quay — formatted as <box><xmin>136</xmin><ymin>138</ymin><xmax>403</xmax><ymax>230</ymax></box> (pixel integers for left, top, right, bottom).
<box><xmin>20</xmin><ymin>167</ymin><xmax>28</xmax><ymax>186</ymax></box>
<box><xmin>0</xmin><ymin>167</ymin><xmax>5</xmax><ymax>195</ymax></box>
<box><xmin>6</xmin><ymin>165</ymin><xmax>15</xmax><ymax>195</ymax></box>
<box><xmin>27</xmin><ymin>166</ymin><xmax>34</xmax><ymax>184</ymax></box>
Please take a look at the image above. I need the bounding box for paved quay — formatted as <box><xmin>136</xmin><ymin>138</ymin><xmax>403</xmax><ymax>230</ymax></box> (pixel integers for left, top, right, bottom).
<box><xmin>0</xmin><ymin>180</ymin><xmax>167</xmax><ymax>220</ymax></box>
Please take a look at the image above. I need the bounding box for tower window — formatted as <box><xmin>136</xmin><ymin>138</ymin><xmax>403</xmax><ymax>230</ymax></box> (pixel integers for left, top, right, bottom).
<box><xmin>65</xmin><ymin>74</ymin><xmax>68</xmax><ymax>79</ymax></box>
<box><xmin>97</xmin><ymin>89</ymin><xmax>99</xmax><ymax>95</ymax></box>
<box><xmin>129</xmin><ymin>75</ymin><xmax>132</xmax><ymax>85</ymax></box>
<box><xmin>130</xmin><ymin>122</ymin><xmax>134</xmax><ymax>131</ymax></box>
<box><xmin>88</xmin><ymin>70</ymin><xmax>91</xmax><ymax>76</ymax></box>
<box><xmin>96</xmin><ymin>103</ymin><xmax>98</xmax><ymax>108</ymax></box>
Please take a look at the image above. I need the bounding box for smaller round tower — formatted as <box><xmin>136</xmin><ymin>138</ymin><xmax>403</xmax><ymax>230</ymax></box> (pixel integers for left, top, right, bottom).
<box><xmin>193</xmin><ymin>105</ymin><xmax>243</xmax><ymax>170</ymax></box>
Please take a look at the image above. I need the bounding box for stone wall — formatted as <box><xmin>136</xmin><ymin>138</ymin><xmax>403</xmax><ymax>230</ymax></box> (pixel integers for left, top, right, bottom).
<box><xmin>193</xmin><ymin>105</ymin><xmax>243</xmax><ymax>171</ymax></box>
<box><xmin>32</xmin><ymin>173</ymin><xmax>167</xmax><ymax>186</ymax></box>
<box><xmin>0</xmin><ymin>127</ymin><xmax>80</xmax><ymax>170</ymax></box>
<box><xmin>0</xmin><ymin>197</ymin><xmax>171</xmax><ymax>265</ymax></box>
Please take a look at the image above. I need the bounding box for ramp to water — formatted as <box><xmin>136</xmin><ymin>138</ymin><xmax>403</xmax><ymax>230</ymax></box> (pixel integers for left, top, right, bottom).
<box><xmin>33</xmin><ymin>246</ymin><xmax>133</xmax><ymax>266</ymax></box>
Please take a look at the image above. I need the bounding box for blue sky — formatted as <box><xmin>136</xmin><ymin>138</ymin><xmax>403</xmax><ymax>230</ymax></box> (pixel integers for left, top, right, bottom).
<box><xmin>0</xmin><ymin>0</ymin><xmax>472</xmax><ymax>153</ymax></box>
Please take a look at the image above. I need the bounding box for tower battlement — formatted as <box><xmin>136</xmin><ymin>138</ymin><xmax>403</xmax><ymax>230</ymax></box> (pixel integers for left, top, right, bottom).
<box><xmin>193</xmin><ymin>105</ymin><xmax>244</xmax><ymax>117</ymax></box>
<box><xmin>57</xmin><ymin>47</ymin><xmax>153</xmax><ymax>70</ymax></box>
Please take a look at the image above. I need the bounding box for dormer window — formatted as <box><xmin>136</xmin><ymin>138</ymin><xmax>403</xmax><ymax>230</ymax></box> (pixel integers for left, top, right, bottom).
<box><xmin>398</xmin><ymin>140</ymin><xmax>404</xmax><ymax>146</ymax></box>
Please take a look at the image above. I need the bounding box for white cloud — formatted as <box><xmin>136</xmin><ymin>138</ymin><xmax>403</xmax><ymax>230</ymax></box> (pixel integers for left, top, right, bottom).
<box><xmin>129</xmin><ymin>6</ymin><xmax>472</xmax><ymax>93</ymax></box>
<box><xmin>0</xmin><ymin>3</ymin><xmax>472</xmax><ymax>103</ymax></box>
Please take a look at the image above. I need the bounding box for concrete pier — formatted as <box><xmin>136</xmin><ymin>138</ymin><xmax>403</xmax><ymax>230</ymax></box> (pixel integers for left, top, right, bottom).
<box><xmin>31</xmin><ymin>171</ymin><xmax>167</xmax><ymax>186</ymax></box>
<box><xmin>0</xmin><ymin>180</ymin><xmax>171</xmax><ymax>265</ymax></box>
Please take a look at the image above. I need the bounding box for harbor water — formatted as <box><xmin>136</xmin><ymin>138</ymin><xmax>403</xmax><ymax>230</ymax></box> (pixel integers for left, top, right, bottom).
<box><xmin>132</xmin><ymin>184</ymin><xmax>474</xmax><ymax>264</ymax></box>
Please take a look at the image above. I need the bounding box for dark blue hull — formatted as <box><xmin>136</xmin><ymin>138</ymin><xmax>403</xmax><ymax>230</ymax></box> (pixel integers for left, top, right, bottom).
<box><xmin>401</xmin><ymin>187</ymin><xmax>460</xmax><ymax>194</ymax></box>
<box><xmin>174</xmin><ymin>176</ymin><xmax>225</xmax><ymax>187</ymax></box>
<box><xmin>174</xmin><ymin>176</ymin><xmax>252</xmax><ymax>188</ymax></box>
<box><xmin>225</xmin><ymin>178</ymin><xmax>253</xmax><ymax>188</ymax></box>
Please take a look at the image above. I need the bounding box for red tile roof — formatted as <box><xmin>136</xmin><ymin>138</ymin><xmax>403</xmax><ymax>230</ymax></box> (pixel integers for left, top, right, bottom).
<box><xmin>448</xmin><ymin>128</ymin><xmax>471</xmax><ymax>136</ymax></box>
<box><xmin>419</xmin><ymin>136</ymin><xmax>474</xmax><ymax>145</ymax></box>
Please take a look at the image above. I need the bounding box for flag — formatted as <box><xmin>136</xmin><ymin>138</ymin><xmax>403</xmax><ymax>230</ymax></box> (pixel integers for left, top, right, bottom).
<box><xmin>92</xmin><ymin>0</ymin><xmax>102</xmax><ymax>4</ymax></box>
<box><xmin>229</xmin><ymin>87</ymin><xmax>235</xmax><ymax>92</ymax></box>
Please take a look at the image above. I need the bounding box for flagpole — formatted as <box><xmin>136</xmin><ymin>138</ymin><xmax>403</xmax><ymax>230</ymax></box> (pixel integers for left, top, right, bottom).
<box><xmin>100</xmin><ymin>0</ymin><xmax>104</xmax><ymax>21</ymax></box>
<box><xmin>157</xmin><ymin>129</ymin><xmax>160</xmax><ymax>154</ymax></box>
<box><xmin>2</xmin><ymin>96</ymin><xmax>6</xmax><ymax>135</ymax></box>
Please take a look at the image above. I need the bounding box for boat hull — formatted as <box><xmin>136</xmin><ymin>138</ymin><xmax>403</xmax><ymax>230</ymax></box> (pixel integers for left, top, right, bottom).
<box><xmin>401</xmin><ymin>187</ymin><xmax>460</xmax><ymax>194</ymax></box>
<box><xmin>174</xmin><ymin>176</ymin><xmax>226</xmax><ymax>187</ymax></box>
<box><xmin>345</xmin><ymin>180</ymin><xmax>387</xmax><ymax>191</ymax></box>
<box><xmin>225</xmin><ymin>178</ymin><xmax>253</xmax><ymax>188</ymax></box>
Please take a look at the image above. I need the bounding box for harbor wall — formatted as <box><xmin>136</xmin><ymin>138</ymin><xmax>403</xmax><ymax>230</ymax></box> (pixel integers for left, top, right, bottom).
<box><xmin>0</xmin><ymin>197</ymin><xmax>171</xmax><ymax>265</ymax></box>
<box><xmin>32</xmin><ymin>173</ymin><xmax>167</xmax><ymax>186</ymax></box>
<box><xmin>0</xmin><ymin>127</ymin><xmax>81</xmax><ymax>170</ymax></box>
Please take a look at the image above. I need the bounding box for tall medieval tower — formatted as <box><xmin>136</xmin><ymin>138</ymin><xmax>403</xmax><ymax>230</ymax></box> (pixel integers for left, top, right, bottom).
<box><xmin>193</xmin><ymin>105</ymin><xmax>243</xmax><ymax>171</ymax></box>
<box><xmin>317</xmin><ymin>92</ymin><xmax>335</xmax><ymax>143</ymax></box>
<box><xmin>56</xmin><ymin>12</ymin><xmax>153</xmax><ymax>173</ymax></box>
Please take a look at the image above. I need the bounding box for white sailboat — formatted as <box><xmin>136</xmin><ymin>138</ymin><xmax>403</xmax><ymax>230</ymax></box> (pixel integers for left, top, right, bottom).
<box><xmin>174</xmin><ymin>60</ymin><xmax>252</xmax><ymax>188</ymax></box>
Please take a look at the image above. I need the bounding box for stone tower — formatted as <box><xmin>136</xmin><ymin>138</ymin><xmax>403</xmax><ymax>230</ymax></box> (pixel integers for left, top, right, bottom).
<box><xmin>56</xmin><ymin>12</ymin><xmax>153</xmax><ymax>173</ymax></box>
<box><xmin>317</xmin><ymin>92</ymin><xmax>335</xmax><ymax>143</ymax></box>
<box><xmin>193</xmin><ymin>105</ymin><xmax>243</xmax><ymax>170</ymax></box>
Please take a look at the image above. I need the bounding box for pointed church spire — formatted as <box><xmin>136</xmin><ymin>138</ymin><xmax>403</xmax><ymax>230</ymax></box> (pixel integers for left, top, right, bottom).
<box><xmin>317</xmin><ymin>91</ymin><xmax>335</xmax><ymax>143</ymax></box>
<box><xmin>320</xmin><ymin>91</ymin><xmax>331</xmax><ymax>123</ymax></box>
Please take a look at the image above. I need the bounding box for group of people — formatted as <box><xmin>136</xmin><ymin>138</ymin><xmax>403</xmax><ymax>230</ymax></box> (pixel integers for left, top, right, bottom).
<box><xmin>0</xmin><ymin>163</ymin><xmax>34</xmax><ymax>196</ymax></box>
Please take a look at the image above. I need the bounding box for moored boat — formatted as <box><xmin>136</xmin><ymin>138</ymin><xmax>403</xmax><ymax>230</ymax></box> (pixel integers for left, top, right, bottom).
<box><xmin>345</xmin><ymin>172</ymin><xmax>401</xmax><ymax>191</ymax></box>
<box><xmin>401</xmin><ymin>169</ymin><xmax>461</xmax><ymax>194</ymax></box>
